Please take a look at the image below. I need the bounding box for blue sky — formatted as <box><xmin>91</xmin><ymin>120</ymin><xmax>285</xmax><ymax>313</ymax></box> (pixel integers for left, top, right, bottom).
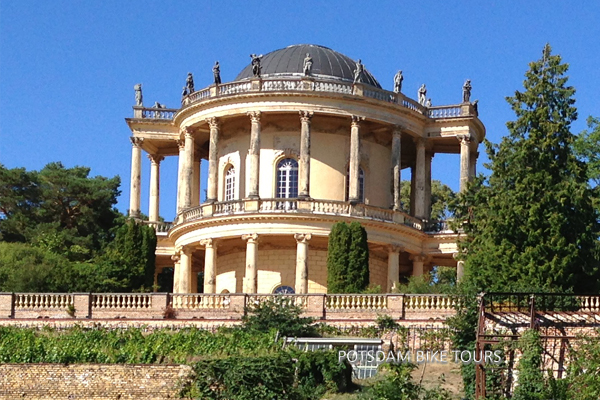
<box><xmin>1</xmin><ymin>1</ymin><xmax>599</xmax><ymax>221</ymax></box>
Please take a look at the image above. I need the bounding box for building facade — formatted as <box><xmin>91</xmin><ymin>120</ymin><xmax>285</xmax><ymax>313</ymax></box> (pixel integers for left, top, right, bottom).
<box><xmin>125</xmin><ymin>44</ymin><xmax>485</xmax><ymax>294</ymax></box>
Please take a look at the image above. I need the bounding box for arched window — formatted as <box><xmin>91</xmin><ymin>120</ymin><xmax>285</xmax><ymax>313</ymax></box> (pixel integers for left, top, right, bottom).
<box><xmin>273</xmin><ymin>285</ymin><xmax>295</xmax><ymax>294</ymax></box>
<box><xmin>224</xmin><ymin>166</ymin><xmax>235</xmax><ymax>201</ymax></box>
<box><xmin>276</xmin><ymin>158</ymin><xmax>299</xmax><ymax>199</ymax></box>
<box><xmin>345</xmin><ymin>167</ymin><xmax>365</xmax><ymax>202</ymax></box>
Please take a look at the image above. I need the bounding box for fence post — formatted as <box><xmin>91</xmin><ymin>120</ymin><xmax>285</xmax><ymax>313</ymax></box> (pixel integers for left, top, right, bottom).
<box><xmin>151</xmin><ymin>293</ymin><xmax>170</xmax><ymax>319</ymax></box>
<box><xmin>386</xmin><ymin>294</ymin><xmax>404</xmax><ymax>320</ymax></box>
<box><xmin>72</xmin><ymin>293</ymin><xmax>92</xmax><ymax>319</ymax></box>
<box><xmin>0</xmin><ymin>293</ymin><xmax>15</xmax><ymax>318</ymax></box>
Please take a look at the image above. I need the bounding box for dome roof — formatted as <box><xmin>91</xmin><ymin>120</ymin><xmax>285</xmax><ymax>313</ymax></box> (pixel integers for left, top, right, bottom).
<box><xmin>234</xmin><ymin>44</ymin><xmax>381</xmax><ymax>88</ymax></box>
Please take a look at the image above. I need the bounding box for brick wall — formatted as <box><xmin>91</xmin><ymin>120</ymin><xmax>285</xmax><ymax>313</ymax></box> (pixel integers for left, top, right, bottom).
<box><xmin>0</xmin><ymin>364</ymin><xmax>192</xmax><ymax>400</ymax></box>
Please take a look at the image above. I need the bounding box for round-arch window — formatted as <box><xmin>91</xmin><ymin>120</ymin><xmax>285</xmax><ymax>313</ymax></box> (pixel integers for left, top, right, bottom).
<box><xmin>224</xmin><ymin>166</ymin><xmax>235</xmax><ymax>201</ymax></box>
<box><xmin>273</xmin><ymin>285</ymin><xmax>295</xmax><ymax>294</ymax></box>
<box><xmin>276</xmin><ymin>158</ymin><xmax>298</xmax><ymax>199</ymax></box>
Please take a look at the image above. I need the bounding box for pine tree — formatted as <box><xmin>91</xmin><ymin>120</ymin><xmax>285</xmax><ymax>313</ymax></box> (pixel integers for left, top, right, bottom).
<box><xmin>457</xmin><ymin>44</ymin><xmax>600</xmax><ymax>293</ymax></box>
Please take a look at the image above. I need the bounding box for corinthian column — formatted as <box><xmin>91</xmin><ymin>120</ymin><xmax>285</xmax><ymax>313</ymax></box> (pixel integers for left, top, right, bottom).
<box><xmin>182</xmin><ymin>128</ymin><xmax>195</xmax><ymax>209</ymax></box>
<box><xmin>299</xmin><ymin>111</ymin><xmax>313</xmax><ymax>198</ymax></box>
<box><xmin>206</xmin><ymin>117</ymin><xmax>220</xmax><ymax>203</ymax></box>
<box><xmin>129</xmin><ymin>137</ymin><xmax>143</xmax><ymax>217</ymax></box>
<box><xmin>178</xmin><ymin>246</ymin><xmax>193</xmax><ymax>293</ymax></box>
<box><xmin>200</xmin><ymin>239</ymin><xmax>217</xmax><ymax>293</ymax></box>
<box><xmin>413</xmin><ymin>138</ymin><xmax>427</xmax><ymax>219</ymax></box>
<box><xmin>242</xmin><ymin>233</ymin><xmax>259</xmax><ymax>293</ymax></box>
<box><xmin>391</xmin><ymin>127</ymin><xmax>402</xmax><ymax>211</ymax></box>
<box><xmin>349</xmin><ymin>115</ymin><xmax>364</xmax><ymax>202</ymax></box>
<box><xmin>387</xmin><ymin>245</ymin><xmax>401</xmax><ymax>292</ymax></box>
<box><xmin>247</xmin><ymin>111</ymin><xmax>261</xmax><ymax>198</ymax></box>
<box><xmin>458</xmin><ymin>134</ymin><xmax>472</xmax><ymax>192</ymax></box>
<box><xmin>294</xmin><ymin>233</ymin><xmax>311</xmax><ymax>294</ymax></box>
<box><xmin>148</xmin><ymin>154</ymin><xmax>164</xmax><ymax>222</ymax></box>
<box><xmin>176</xmin><ymin>139</ymin><xmax>186</xmax><ymax>213</ymax></box>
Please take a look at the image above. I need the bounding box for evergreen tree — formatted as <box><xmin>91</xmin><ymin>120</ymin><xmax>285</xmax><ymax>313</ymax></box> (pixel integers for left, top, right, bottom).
<box><xmin>326</xmin><ymin>222</ymin><xmax>370</xmax><ymax>293</ymax></box>
<box><xmin>326</xmin><ymin>222</ymin><xmax>350</xmax><ymax>293</ymax></box>
<box><xmin>456</xmin><ymin>44</ymin><xmax>600</xmax><ymax>293</ymax></box>
<box><xmin>346</xmin><ymin>222</ymin><xmax>369</xmax><ymax>292</ymax></box>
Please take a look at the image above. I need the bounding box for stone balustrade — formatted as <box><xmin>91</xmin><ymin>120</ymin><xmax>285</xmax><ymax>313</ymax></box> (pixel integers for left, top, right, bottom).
<box><xmin>134</xmin><ymin>78</ymin><xmax>473</xmax><ymax>122</ymax></box>
<box><xmin>0</xmin><ymin>292</ymin><xmax>456</xmax><ymax>321</ymax></box>
<box><xmin>176</xmin><ymin>198</ymin><xmax>439</xmax><ymax>232</ymax></box>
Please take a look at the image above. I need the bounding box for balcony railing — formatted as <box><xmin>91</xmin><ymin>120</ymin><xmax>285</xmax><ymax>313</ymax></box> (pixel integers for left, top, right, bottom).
<box><xmin>175</xmin><ymin>198</ymin><xmax>430</xmax><ymax>231</ymax></box>
<box><xmin>132</xmin><ymin>78</ymin><xmax>476</xmax><ymax>122</ymax></box>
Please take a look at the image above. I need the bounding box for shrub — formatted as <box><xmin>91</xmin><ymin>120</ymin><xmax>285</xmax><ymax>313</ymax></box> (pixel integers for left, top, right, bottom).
<box><xmin>242</xmin><ymin>297</ymin><xmax>316</xmax><ymax>337</ymax></box>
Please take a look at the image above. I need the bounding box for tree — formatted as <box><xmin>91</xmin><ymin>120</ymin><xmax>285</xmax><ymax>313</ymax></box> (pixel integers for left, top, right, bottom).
<box><xmin>400</xmin><ymin>179</ymin><xmax>456</xmax><ymax>221</ymax></box>
<box><xmin>574</xmin><ymin>116</ymin><xmax>600</xmax><ymax>187</ymax></box>
<box><xmin>326</xmin><ymin>222</ymin><xmax>370</xmax><ymax>293</ymax></box>
<box><xmin>512</xmin><ymin>330</ymin><xmax>548</xmax><ymax>400</ymax></box>
<box><xmin>456</xmin><ymin>44</ymin><xmax>600</xmax><ymax>293</ymax></box>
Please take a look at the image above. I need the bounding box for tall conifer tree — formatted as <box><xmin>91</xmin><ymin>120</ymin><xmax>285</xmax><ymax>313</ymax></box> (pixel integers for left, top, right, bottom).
<box><xmin>458</xmin><ymin>44</ymin><xmax>600</xmax><ymax>293</ymax></box>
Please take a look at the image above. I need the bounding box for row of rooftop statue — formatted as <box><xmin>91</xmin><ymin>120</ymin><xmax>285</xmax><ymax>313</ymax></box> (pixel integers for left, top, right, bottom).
<box><xmin>133</xmin><ymin>53</ymin><xmax>472</xmax><ymax>108</ymax></box>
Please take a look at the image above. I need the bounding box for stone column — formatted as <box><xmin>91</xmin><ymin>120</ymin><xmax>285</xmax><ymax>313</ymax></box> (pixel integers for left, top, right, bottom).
<box><xmin>458</xmin><ymin>134</ymin><xmax>472</xmax><ymax>192</ymax></box>
<box><xmin>176</xmin><ymin>139</ymin><xmax>186</xmax><ymax>213</ymax></box>
<box><xmin>349</xmin><ymin>115</ymin><xmax>364</xmax><ymax>202</ymax></box>
<box><xmin>207</xmin><ymin>117</ymin><xmax>220</xmax><ymax>203</ymax></box>
<box><xmin>391</xmin><ymin>127</ymin><xmax>402</xmax><ymax>211</ymax></box>
<box><xmin>129</xmin><ymin>137</ymin><xmax>143</xmax><ymax>217</ymax></box>
<box><xmin>387</xmin><ymin>245</ymin><xmax>401</xmax><ymax>292</ymax></box>
<box><xmin>413</xmin><ymin>138</ymin><xmax>427</xmax><ymax>219</ymax></box>
<box><xmin>247</xmin><ymin>111</ymin><xmax>261</xmax><ymax>198</ymax></box>
<box><xmin>411</xmin><ymin>255</ymin><xmax>426</xmax><ymax>277</ymax></box>
<box><xmin>148</xmin><ymin>154</ymin><xmax>164</xmax><ymax>222</ymax></box>
<box><xmin>178</xmin><ymin>247</ymin><xmax>193</xmax><ymax>293</ymax></box>
<box><xmin>298</xmin><ymin>111</ymin><xmax>313</xmax><ymax>198</ymax></box>
<box><xmin>192</xmin><ymin>156</ymin><xmax>201</xmax><ymax>206</ymax></box>
<box><xmin>182</xmin><ymin>128</ymin><xmax>195</xmax><ymax>209</ymax></box>
<box><xmin>242</xmin><ymin>233</ymin><xmax>259</xmax><ymax>293</ymax></box>
<box><xmin>410</xmin><ymin>166</ymin><xmax>416</xmax><ymax>216</ymax></box>
<box><xmin>424</xmin><ymin>151</ymin><xmax>433</xmax><ymax>221</ymax></box>
<box><xmin>201</xmin><ymin>239</ymin><xmax>217</xmax><ymax>294</ymax></box>
<box><xmin>469</xmin><ymin>151</ymin><xmax>478</xmax><ymax>180</ymax></box>
<box><xmin>456</xmin><ymin>260</ymin><xmax>465</xmax><ymax>283</ymax></box>
<box><xmin>294</xmin><ymin>233</ymin><xmax>311</xmax><ymax>294</ymax></box>
<box><xmin>171</xmin><ymin>252</ymin><xmax>181</xmax><ymax>293</ymax></box>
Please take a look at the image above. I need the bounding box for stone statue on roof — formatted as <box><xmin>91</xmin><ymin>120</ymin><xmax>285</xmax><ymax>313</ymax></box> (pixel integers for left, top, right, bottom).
<box><xmin>213</xmin><ymin>61</ymin><xmax>221</xmax><ymax>84</ymax></box>
<box><xmin>250</xmin><ymin>54</ymin><xmax>263</xmax><ymax>77</ymax></box>
<box><xmin>181</xmin><ymin>86</ymin><xmax>188</xmax><ymax>100</ymax></box>
<box><xmin>393</xmin><ymin>70</ymin><xmax>403</xmax><ymax>93</ymax></box>
<box><xmin>426</xmin><ymin>98</ymin><xmax>432</xmax><ymax>108</ymax></box>
<box><xmin>418</xmin><ymin>84</ymin><xmax>427</xmax><ymax>105</ymax></box>
<box><xmin>134</xmin><ymin>84</ymin><xmax>143</xmax><ymax>106</ymax></box>
<box><xmin>462</xmin><ymin>79</ymin><xmax>472</xmax><ymax>103</ymax></box>
<box><xmin>353</xmin><ymin>59</ymin><xmax>364</xmax><ymax>83</ymax></box>
<box><xmin>186</xmin><ymin>73</ymin><xmax>195</xmax><ymax>94</ymax></box>
<box><xmin>303</xmin><ymin>53</ymin><xmax>313</xmax><ymax>76</ymax></box>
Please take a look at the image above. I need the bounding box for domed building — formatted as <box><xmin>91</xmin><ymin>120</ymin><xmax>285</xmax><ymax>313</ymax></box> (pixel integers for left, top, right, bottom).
<box><xmin>125</xmin><ymin>44</ymin><xmax>484</xmax><ymax>294</ymax></box>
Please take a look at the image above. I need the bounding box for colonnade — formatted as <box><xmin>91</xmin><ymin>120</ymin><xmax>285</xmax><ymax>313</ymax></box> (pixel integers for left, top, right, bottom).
<box><xmin>128</xmin><ymin>112</ymin><xmax>477</xmax><ymax>221</ymax></box>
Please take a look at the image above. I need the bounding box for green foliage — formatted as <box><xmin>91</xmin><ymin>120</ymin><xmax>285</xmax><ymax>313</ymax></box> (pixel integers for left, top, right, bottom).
<box><xmin>242</xmin><ymin>297</ymin><xmax>317</xmax><ymax>337</ymax></box>
<box><xmin>327</xmin><ymin>222</ymin><xmax>369</xmax><ymax>293</ymax></box>
<box><xmin>395</xmin><ymin>267</ymin><xmax>455</xmax><ymax>294</ymax></box>
<box><xmin>564</xmin><ymin>333</ymin><xmax>600</xmax><ymax>399</ymax></box>
<box><xmin>455</xmin><ymin>44</ymin><xmax>600</xmax><ymax>294</ymax></box>
<box><xmin>512</xmin><ymin>330</ymin><xmax>546</xmax><ymax>400</ymax></box>
<box><xmin>360</xmin><ymin>363</ymin><xmax>419</xmax><ymax>400</ymax></box>
<box><xmin>574</xmin><ymin>116</ymin><xmax>600</xmax><ymax>187</ymax></box>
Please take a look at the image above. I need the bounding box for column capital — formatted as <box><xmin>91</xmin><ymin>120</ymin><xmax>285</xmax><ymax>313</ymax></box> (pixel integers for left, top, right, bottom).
<box><xmin>392</xmin><ymin>125</ymin><xmax>404</xmax><ymax>136</ymax></box>
<box><xmin>409</xmin><ymin>253</ymin><xmax>427</xmax><ymax>263</ymax></box>
<box><xmin>247</xmin><ymin>111</ymin><xmax>261</xmax><ymax>123</ymax></box>
<box><xmin>294</xmin><ymin>233</ymin><xmax>312</xmax><ymax>243</ymax></box>
<box><xmin>242</xmin><ymin>233</ymin><xmax>259</xmax><ymax>243</ymax></box>
<box><xmin>130</xmin><ymin>137</ymin><xmax>144</xmax><ymax>147</ymax></box>
<box><xmin>299</xmin><ymin>111</ymin><xmax>314</xmax><ymax>122</ymax></box>
<box><xmin>387</xmin><ymin>244</ymin><xmax>403</xmax><ymax>253</ymax></box>
<box><xmin>147</xmin><ymin>154</ymin><xmax>164</xmax><ymax>165</ymax></box>
<box><xmin>199</xmin><ymin>238</ymin><xmax>217</xmax><ymax>248</ymax></box>
<box><xmin>181</xmin><ymin>126</ymin><xmax>194</xmax><ymax>139</ymax></box>
<box><xmin>207</xmin><ymin>117</ymin><xmax>220</xmax><ymax>129</ymax></box>
<box><xmin>177</xmin><ymin>139</ymin><xmax>185</xmax><ymax>151</ymax></box>
<box><xmin>457</xmin><ymin>134</ymin><xmax>472</xmax><ymax>145</ymax></box>
<box><xmin>171</xmin><ymin>252</ymin><xmax>181</xmax><ymax>263</ymax></box>
<box><xmin>351</xmin><ymin>115</ymin><xmax>365</xmax><ymax>126</ymax></box>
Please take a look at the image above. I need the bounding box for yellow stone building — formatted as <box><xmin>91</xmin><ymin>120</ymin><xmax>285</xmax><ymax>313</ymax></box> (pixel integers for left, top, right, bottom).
<box><xmin>125</xmin><ymin>44</ymin><xmax>485</xmax><ymax>295</ymax></box>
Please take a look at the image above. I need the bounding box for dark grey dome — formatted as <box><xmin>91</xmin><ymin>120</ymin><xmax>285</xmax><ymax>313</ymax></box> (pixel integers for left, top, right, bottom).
<box><xmin>235</xmin><ymin>44</ymin><xmax>381</xmax><ymax>88</ymax></box>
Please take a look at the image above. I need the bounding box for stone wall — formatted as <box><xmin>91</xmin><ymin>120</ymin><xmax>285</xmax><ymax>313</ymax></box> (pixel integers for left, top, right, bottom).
<box><xmin>0</xmin><ymin>364</ymin><xmax>192</xmax><ymax>400</ymax></box>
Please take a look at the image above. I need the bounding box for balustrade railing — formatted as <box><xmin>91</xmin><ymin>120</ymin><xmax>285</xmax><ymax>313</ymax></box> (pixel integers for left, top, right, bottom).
<box><xmin>310</xmin><ymin>199</ymin><xmax>350</xmax><ymax>215</ymax></box>
<box><xmin>139</xmin><ymin>78</ymin><xmax>472</xmax><ymax>121</ymax></box>
<box><xmin>214</xmin><ymin>200</ymin><xmax>245</xmax><ymax>214</ymax></box>
<box><xmin>247</xmin><ymin>294</ymin><xmax>309</xmax><ymax>308</ymax></box>
<box><xmin>404</xmin><ymin>294</ymin><xmax>456</xmax><ymax>311</ymax></box>
<box><xmin>171</xmin><ymin>294</ymin><xmax>232</xmax><ymax>310</ymax></box>
<box><xmin>92</xmin><ymin>294</ymin><xmax>152</xmax><ymax>309</ymax></box>
<box><xmin>326</xmin><ymin>295</ymin><xmax>388</xmax><ymax>311</ymax></box>
<box><xmin>14</xmin><ymin>293</ymin><xmax>73</xmax><ymax>309</ymax></box>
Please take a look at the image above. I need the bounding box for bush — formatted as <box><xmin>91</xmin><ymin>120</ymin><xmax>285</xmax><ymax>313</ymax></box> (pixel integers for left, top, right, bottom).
<box><xmin>327</xmin><ymin>221</ymin><xmax>369</xmax><ymax>293</ymax></box>
<box><xmin>242</xmin><ymin>297</ymin><xmax>317</xmax><ymax>337</ymax></box>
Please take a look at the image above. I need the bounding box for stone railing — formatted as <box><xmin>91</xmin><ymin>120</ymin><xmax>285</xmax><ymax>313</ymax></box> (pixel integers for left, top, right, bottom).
<box><xmin>135</xmin><ymin>78</ymin><xmax>475</xmax><ymax>122</ymax></box>
<box><xmin>176</xmin><ymin>198</ymin><xmax>436</xmax><ymax>233</ymax></box>
<box><xmin>0</xmin><ymin>292</ymin><xmax>456</xmax><ymax>321</ymax></box>
<box><xmin>145</xmin><ymin>221</ymin><xmax>173</xmax><ymax>234</ymax></box>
